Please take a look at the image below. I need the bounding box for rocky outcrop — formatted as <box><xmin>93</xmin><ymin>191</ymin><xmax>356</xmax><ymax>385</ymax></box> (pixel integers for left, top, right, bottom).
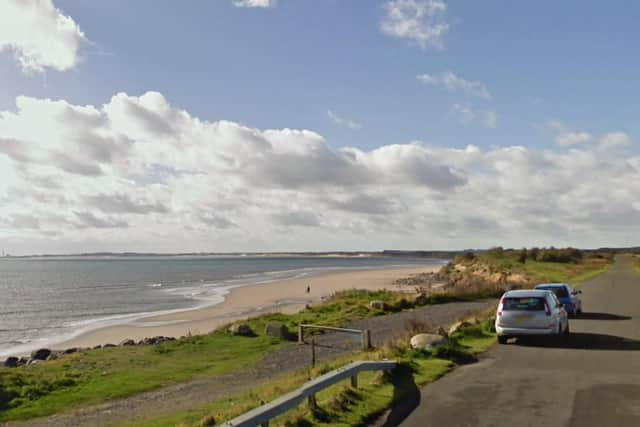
<box><xmin>448</xmin><ymin>320</ymin><xmax>474</xmax><ymax>336</ymax></box>
<box><xmin>30</xmin><ymin>348</ymin><xmax>51</xmax><ymax>361</ymax></box>
<box><xmin>119</xmin><ymin>339</ymin><xmax>136</xmax><ymax>346</ymax></box>
<box><xmin>265</xmin><ymin>322</ymin><xmax>289</xmax><ymax>340</ymax></box>
<box><xmin>4</xmin><ymin>356</ymin><xmax>19</xmax><ymax>368</ymax></box>
<box><xmin>229</xmin><ymin>323</ymin><xmax>254</xmax><ymax>337</ymax></box>
<box><xmin>410</xmin><ymin>333</ymin><xmax>447</xmax><ymax>350</ymax></box>
<box><xmin>369</xmin><ymin>300</ymin><xmax>387</xmax><ymax>311</ymax></box>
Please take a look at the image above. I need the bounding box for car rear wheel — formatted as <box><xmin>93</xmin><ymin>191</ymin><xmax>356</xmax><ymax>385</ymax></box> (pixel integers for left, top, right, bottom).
<box><xmin>497</xmin><ymin>335</ymin><xmax>508</xmax><ymax>344</ymax></box>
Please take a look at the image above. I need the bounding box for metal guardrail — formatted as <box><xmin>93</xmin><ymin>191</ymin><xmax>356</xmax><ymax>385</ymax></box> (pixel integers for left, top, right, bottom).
<box><xmin>220</xmin><ymin>360</ymin><xmax>397</xmax><ymax>427</ymax></box>
<box><xmin>297</xmin><ymin>324</ymin><xmax>371</xmax><ymax>350</ymax></box>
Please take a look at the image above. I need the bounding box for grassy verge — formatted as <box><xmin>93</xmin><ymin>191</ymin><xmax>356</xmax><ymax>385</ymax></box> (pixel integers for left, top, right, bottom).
<box><xmin>442</xmin><ymin>248</ymin><xmax>613</xmax><ymax>289</ymax></box>
<box><xmin>122</xmin><ymin>319</ymin><xmax>497</xmax><ymax>427</ymax></box>
<box><xmin>0</xmin><ymin>289</ymin><xmax>479</xmax><ymax>422</ymax></box>
<box><xmin>0</xmin><ymin>334</ymin><xmax>283</xmax><ymax>421</ymax></box>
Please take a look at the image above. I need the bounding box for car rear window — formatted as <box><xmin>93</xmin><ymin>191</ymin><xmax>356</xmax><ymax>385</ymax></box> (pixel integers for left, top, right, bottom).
<box><xmin>539</xmin><ymin>287</ymin><xmax>569</xmax><ymax>298</ymax></box>
<box><xmin>502</xmin><ymin>297</ymin><xmax>546</xmax><ymax>311</ymax></box>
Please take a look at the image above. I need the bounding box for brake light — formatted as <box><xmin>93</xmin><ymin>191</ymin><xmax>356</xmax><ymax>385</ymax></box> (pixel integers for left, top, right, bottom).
<box><xmin>543</xmin><ymin>300</ymin><xmax>551</xmax><ymax>316</ymax></box>
<box><xmin>498</xmin><ymin>297</ymin><xmax>505</xmax><ymax>316</ymax></box>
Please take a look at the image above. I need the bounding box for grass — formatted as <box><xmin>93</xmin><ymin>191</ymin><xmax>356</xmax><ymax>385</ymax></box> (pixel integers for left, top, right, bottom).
<box><xmin>0</xmin><ymin>334</ymin><xmax>283</xmax><ymax>421</ymax></box>
<box><xmin>122</xmin><ymin>319</ymin><xmax>497</xmax><ymax>427</ymax></box>
<box><xmin>0</xmin><ymin>250</ymin><xmax>611</xmax><ymax>423</ymax></box>
<box><xmin>459</xmin><ymin>249</ymin><xmax>613</xmax><ymax>286</ymax></box>
<box><xmin>0</xmin><ymin>289</ymin><xmax>478</xmax><ymax>423</ymax></box>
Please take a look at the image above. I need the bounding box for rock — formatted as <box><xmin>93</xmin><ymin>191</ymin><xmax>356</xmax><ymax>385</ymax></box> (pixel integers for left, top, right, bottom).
<box><xmin>28</xmin><ymin>359</ymin><xmax>43</xmax><ymax>365</ymax></box>
<box><xmin>4</xmin><ymin>356</ymin><xmax>19</xmax><ymax>368</ymax></box>
<box><xmin>448</xmin><ymin>321</ymin><xmax>474</xmax><ymax>336</ymax></box>
<box><xmin>93</xmin><ymin>345</ymin><xmax>102</xmax><ymax>350</ymax></box>
<box><xmin>265</xmin><ymin>322</ymin><xmax>289</xmax><ymax>340</ymax></box>
<box><xmin>30</xmin><ymin>348</ymin><xmax>51</xmax><ymax>361</ymax></box>
<box><xmin>18</xmin><ymin>357</ymin><xmax>28</xmax><ymax>366</ymax></box>
<box><xmin>103</xmin><ymin>343</ymin><xmax>116</xmax><ymax>348</ymax></box>
<box><xmin>410</xmin><ymin>333</ymin><xmax>447</xmax><ymax>350</ymax></box>
<box><xmin>369</xmin><ymin>300</ymin><xmax>387</xmax><ymax>310</ymax></box>
<box><xmin>415</xmin><ymin>294</ymin><xmax>429</xmax><ymax>306</ymax></box>
<box><xmin>63</xmin><ymin>347</ymin><xmax>79</xmax><ymax>354</ymax></box>
<box><xmin>119</xmin><ymin>339</ymin><xmax>136</xmax><ymax>346</ymax></box>
<box><xmin>47</xmin><ymin>353</ymin><xmax>59</xmax><ymax>361</ymax></box>
<box><xmin>229</xmin><ymin>323</ymin><xmax>254</xmax><ymax>337</ymax></box>
<box><xmin>435</xmin><ymin>326</ymin><xmax>448</xmax><ymax>337</ymax></box>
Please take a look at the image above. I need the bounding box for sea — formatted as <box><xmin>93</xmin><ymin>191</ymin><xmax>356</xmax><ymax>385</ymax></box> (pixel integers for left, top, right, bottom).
<box><xmin>0</xmin><ymin>255</ymin><xmax>446</xmax><ymax>357</ymax></box>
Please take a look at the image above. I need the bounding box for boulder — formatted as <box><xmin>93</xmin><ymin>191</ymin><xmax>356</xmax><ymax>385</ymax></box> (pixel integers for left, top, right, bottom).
<box><xmin>435</xmin><ymin>326</ymin><xmax>448</xmax><ymax>337</ymax></box>
<box><xmin>369</xmin><ymin>300</ymin><xmax>387</xmax><ymax>311</ymax></box>
<box><xmin>103</xmin><ymin>343</ymin><xmax>116</xmax><ymax>348</ymax></box>
<box><xmin>18</xmin><ymin>357</ymin><xmax>28</xmax><ymax>366</ymax></box>
<box><xmin>229</xmin><ymin>323</ymin><xmax>254</xmax><ymax>337</ymax></box>
<box><xmin>448</xmin><ymin>321</ymin><xmax>474</xmax><ymax>336</ymax></box>
<box><xmin>30</xmin><ymin>348</ymin><xmax>51</xmax><ymax>361</ymax></box>
<box><xmin>265</xmin><ymin>322</ymin><xmax>289</xmax><ymax>340</ymax></box>
<box><xmin>28</xmin><ymin>359</ymin><xmax>43</xmax><ymax>365</ymax></box>
<box><xmin>119</xmin><ymin>339</ymin><xmax>136</xmax><ymax>346</ymax></box>
<box><xmin>410</xmin><ymin>333</ymin><xmax>447</xmax><ymax>350</ymax></box>
<box><xmin>3</xmin><ymin>356</ymin><xmax>19</xmax><ymax>368</ymax></box>
<box><xmin>414</xmin><ymin>294</ymin><xmax>429</xmax><ymax>306</ymax></box>
<box><xmin>63</xmin><ymin>347</ymin><xmax>79</xmax><ymax>354</ymax></box>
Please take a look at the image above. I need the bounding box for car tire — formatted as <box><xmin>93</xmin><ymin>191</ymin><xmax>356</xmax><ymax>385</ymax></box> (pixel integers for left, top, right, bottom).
<box><xmin>497</xmin><ymin>335</ymin><xmax>508</xmax><ymax>344</ymax></box>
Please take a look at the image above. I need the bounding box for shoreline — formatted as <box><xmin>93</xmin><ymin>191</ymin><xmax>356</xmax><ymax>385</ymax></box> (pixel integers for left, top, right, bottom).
<box><xmin>51</xmin><ymin>266</ymin><xmax>438</xmax><ymax>351</ymax></box>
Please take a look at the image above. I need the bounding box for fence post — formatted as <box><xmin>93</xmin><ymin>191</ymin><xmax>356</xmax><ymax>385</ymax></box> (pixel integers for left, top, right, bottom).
<box><xmin>362</xmin><ymin>329</ymin><xmax>371</xmax><ymax>350</ymax></box>
<box><xmin>298</xmin><ymin>325</ymin><xmax>304</xmax><ymax>343</ymax></box>
<box><xmin>351</xmin><ymin>373</ymin><xmax>358</xmax><ymax>388</ymax></box>
<box><xmin>311</xmin><ymin>337</ymin><xmax>316</xmax><ymax>368</ymax></box>
<box><xmin>308</xmin><ymin>394</ymin><xmax>318</xmax><ymax>410</ymax></box>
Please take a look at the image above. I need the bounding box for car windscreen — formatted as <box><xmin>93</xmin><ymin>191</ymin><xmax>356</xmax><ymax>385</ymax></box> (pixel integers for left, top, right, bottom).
<box><xmin>502</xmin><ymin>297</ymin><xmax>546</xmax><ymax>311</ymax></box>
<box><xmin>539</xmin><ymin>287</ymin><xmax>569</xmax><ymax>298</ymax></box>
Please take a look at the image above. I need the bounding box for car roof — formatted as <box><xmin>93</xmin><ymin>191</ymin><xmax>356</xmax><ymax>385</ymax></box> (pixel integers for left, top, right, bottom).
<box><xmin>535</xmin><ymin>283</ymin><xmax>569</xmax><ymax>288</ymax></box>
<box><xmin>503</xmin><ymin>289</ymin><xmax>551</xmax><ymax>298</ymax></box>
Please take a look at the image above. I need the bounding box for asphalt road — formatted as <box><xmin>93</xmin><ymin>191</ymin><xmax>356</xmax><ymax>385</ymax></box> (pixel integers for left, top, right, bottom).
<box><xmin>396</xmin><ymin>256</ymin><xmax>640</xmax><ymax>427</ymax></box>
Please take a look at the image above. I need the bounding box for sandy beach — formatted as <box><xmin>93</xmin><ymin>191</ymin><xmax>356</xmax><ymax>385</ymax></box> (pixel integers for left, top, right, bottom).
<box><xmin>55</xmin><ymin>266</ymin><xmax>438</xmax><ymax>350</ymax></box>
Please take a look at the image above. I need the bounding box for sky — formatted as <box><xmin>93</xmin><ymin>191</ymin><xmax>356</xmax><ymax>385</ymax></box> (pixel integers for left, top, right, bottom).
<box><xmin>0</xmin><ymin>0</ymin><xmax>639</xmax><ymax>255</ymax></box>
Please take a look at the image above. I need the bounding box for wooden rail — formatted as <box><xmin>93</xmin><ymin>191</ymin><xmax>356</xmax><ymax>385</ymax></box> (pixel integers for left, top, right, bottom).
<box><xmin>297</xmin><ymin>324</ymin><xmax>371</xmax><ymax>350</ymax></box>
<box><xmin>220</xmin><ymin>360</ymin><xmax>396</xmax><ymax>427</ymax></box>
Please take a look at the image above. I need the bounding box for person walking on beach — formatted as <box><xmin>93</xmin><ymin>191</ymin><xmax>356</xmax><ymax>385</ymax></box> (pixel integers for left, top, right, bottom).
<box><xmin>306</xmin><ymin>285</ymin><xmax>311</xmax><ymax>294</ymax></box>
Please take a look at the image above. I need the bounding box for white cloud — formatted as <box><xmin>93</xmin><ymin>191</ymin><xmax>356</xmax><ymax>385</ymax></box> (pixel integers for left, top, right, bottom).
<box><xmin>598</xmin><ymin>132</ymin><xmax>631</xmax><ymax>150</ymax></box>
<box><xmin>1</xmin><ymin>91</ymin><xmax>639</xmax><ymax>254</ymax></box>
<box><xmin>451</xmin><ymin>104</ymin><xmax>475</xmax><ymax>125</ymax></box>
<box><xmin>451</xmin><ymin>104</ymin><xmax>497</xmax><ymax>128</ymax></box>
<box><xmin>233</xmin><ymin>0</ymin><xmax>277</xmax><ymax>8</ymax></box>
<box><xmin>0</xmin><ymin>0</ymin><xmax>86</xmax><ymax>73</ymax></box>
<box><xmin>417</xmin><ymin>71</ymin><xmax>491</xmax><ymax>99</ymax></box>
<box><xmin>380</xmin><ymin>0</ymin><xmax>449</xmax><ymax>50</ymax></box>
<box><xmin>327</xmin><ymin>110</ymin><xmax>363</xmax><ymax>130</ymax></box>
<box><xmin>556</xmin><ymin>131</ymin><xmax>593</xmax><ymax>146</ymax></box>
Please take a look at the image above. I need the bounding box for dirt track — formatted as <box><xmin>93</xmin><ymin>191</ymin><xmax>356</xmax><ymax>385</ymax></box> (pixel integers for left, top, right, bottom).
<box><xmin>12</xmin><ymin>301</ymin><xmax>492</xmax><ymax>427</ymax></box>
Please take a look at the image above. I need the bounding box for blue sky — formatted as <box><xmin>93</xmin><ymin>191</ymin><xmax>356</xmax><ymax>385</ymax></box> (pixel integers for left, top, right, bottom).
<box><xmin>0</xmin><ymin>0</ymin><xmax>639</xmax><ymax>253</ymax></box>
<box><xmin>3</xmin><ymin>0</ymin><xmax>639</xmax><ymax>151</ymax></box>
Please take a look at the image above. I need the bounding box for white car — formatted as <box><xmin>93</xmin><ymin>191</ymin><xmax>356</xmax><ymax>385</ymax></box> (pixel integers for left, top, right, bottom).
<box><xmin>495</xmin><ymin>289</ymin><xmax>569</xmax><ymax>344</ymax></box>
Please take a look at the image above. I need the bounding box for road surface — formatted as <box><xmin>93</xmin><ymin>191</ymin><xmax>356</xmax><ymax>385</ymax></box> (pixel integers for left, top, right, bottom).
<box><xmin>396</xmin><ymin>255</ymin><xmax>640</xmax><ymax>427</ymax></box>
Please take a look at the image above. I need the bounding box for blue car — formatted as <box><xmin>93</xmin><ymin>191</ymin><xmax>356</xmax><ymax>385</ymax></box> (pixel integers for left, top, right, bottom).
<box><xmin>535</xmin><ymin>283</ymin><xmax>582</xmax><ymax>317</ymax></box>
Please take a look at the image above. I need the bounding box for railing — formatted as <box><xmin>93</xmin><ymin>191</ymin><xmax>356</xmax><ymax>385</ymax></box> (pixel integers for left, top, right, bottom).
<box><xmin>297</xmin><ymin>324</ymin><xmax>371</xmax><ymax>350</ymax></box>
<box><xmin>220</xmin><ymin>360</ymin><xmax>396</xmax><ymax>427</ymax></box>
